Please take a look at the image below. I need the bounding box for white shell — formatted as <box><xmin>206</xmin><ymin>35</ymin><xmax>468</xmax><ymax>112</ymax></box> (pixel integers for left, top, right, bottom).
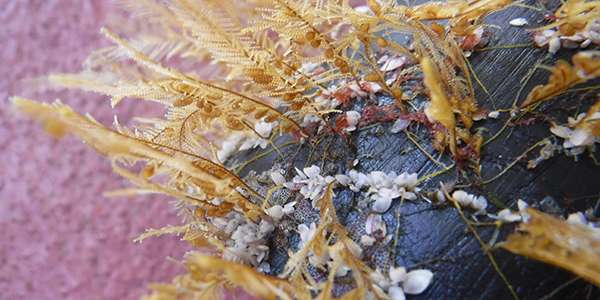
<box><xmin>389</xmin><ymin>266</ymin><xmax>406</xmax><ymax>284</ymax></box>
<box><xmin>492</xmin><ymin>209</ymin><xmax>523</xmax><ymax>222</ymax></box>
<box><xmin>360</xmin><ymin>235</ymin><xmax>376</xmax><ymax>246</ymax></box>
<box><xmin>509</xmin><ymin>18</ymin><xmax>528</xmax><ymax>26</ymax></box>
<box><xmin>453</xmin><ymin>190</ymin><xmax>474</xmax><ymax>207</ymax></box>
<box><xmin>567</xmin><ymin>212</ymin><xmax>588</xmax><ymax>225</ymax></box>
<box><xmin>303</xmin><ymin>165</ymin><xmax>321</xmax><ymax>179</ymax></box>
<box><xmin>570</xmin><ymin>128</ymin><xmax>595</xmax><ymax>146</ymax></box>
<box><xmin>488</xmin><ymin>111</ymin><xmax>500</xmax><ymax>119</ymax></box>
<box><xmin>472</xmin><ymin>196</ymin><xmax>488</xmax><ymax>215</ymax></box>
<box><xmin>255</xmin><ymin>120</ymin><xmax>277</xmax><ymax>138</ymax></box>
<box><xmin>581</xmin><ymin>39</ymin><xmax>592</xmax><ymax>48</ymax></box>
<box><xmin>335</xmin><ymin>174</ymin><xmax>352</xmax><ymax>186</ymax></box>
<box><xmin>365</xmin><ymin>214</ymin><xmax>384</xmax><ymax>235</ymax></box>
<box><xmin>259</xmin><ymin>220</ymin><xmax>275</xmax><ymax>233</ymax></box>
<box><xmin>270</xmin><ymin>171</ymin><xmax>286</xmax><ymax>185</ymax></box>
<box><xmin>548</xmin><ymin>36</ymin><xmax>561</xmax><ymax>53</ymax></box>
<box><xmin>373</xmin><ymin>197</ymin><xmax>393</xmax><ymax>213</ymax></box>
<box><xmin>517</xmin><ymin>200</ymin><xmax>532</xmax><ymax>223</ymax></box>
<box><xmin>403</xmin><ymin>269</ymin><xmax>433</xmax><ymax>295</ymax></box>
<box><xmin>346</xmin><ymin>111</ymin><xmax>361</xmax><ymax>126</ymax></box>
<box><xmin>488</xmin><ymin>208</ymin><xmax>522</xmax><ymax>222</ymax></box>
<box><xmin>391</xmin><ymin>118</ymin><xmax>411</xmax><ymax>133</ymax></box>
<box><xmin>267</xmin><ymin>205</ymin><xmax>284</xmax><ymax>219</ymax></box>
<box><xmin>534</xmin><ymin>29</ymin><xmax>556</xmax><ymax>46</ymax></box>
<box><xmin>550</xmin><ymin>125</ymin><xmax>573</xmax><ymax>139</ymax></box>
<box><xmin>388</xmin><ymin>286</ymin><xmax>406</xmax><ymax>300</ymax></box>
<box><xmin>282</xmin><ymin>201</ymin><xmax>296</xmax><ymax>215</ymax></box>
<box><xmin>518</xmin><ymin>199</ymin><xmax>528</xmax><ymax>212</ymax></box>
<box><xmin>380</xmin><ymin>56</ymin><xmax>406</xmax><ymax>71</ymax></box>
<box><xmin>382</xmin><ymin>234</ymin><xmax>393</xmax><ymax>245</ymax></box>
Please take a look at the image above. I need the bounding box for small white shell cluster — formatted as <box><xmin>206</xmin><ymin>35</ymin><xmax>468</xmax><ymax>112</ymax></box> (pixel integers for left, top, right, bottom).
<box><xmin>296</xmin><ymin>222</ymin><xmax>356</xmax><ymax>277</ymax></box>
<box><xmin>488</xmin><ymin>199</ymin><xmax>531</xmax><ymax>223</ymax></box>
<box><xmin>370</xmin><ymin>267</ymin><xmax>434</xmax><ymax>300</ymax></box>
<box><xmin>297</xmin><ymin>222</ymin><xmax>317</xmax><ymax>249</ymax></box>
<box><xmin>284</xmin><ymin>166</ymin><xmax>336</xmax><ymax>207</ymax></box>
<box><xmin>209</xmin><ymin>199</ymin><xmax>275</xmax><ymax>272</ymax></box>
<box><xmin>343</xmin><ymin>111</ymin><xmax>361</xmax><ymax>134</ymax></box>
<box><xmin>283</xmin><ymin>165</ymin><xmax>420</xmax><ymax>213</ymax></box>
<box><xmin>566</xmin><ymin>211</ymin><xmax>600</xmax><ymax>240</ymax></box>
<box><xmin>337</xmin><ymin>170</ymin><xmax>420</xmax><ymax>213</ymax></box>
<box><xmin>238</xmin><ymin>120</ymin><xmax>278</xmax><ymax>151</ymax></box>
<box><xmin>361</xmin><ymin>214</ymin><xmax>393</xmax><ymax>246</ymax></box>
<box><xmin>312</xmin><ymin>78</ymin><xmax>380</xmax><ymax>109</ymax></box>
<box><xmin>550</xmin><ymin>111</ymin><xmax>600</xmax><ymax>156</ymax></box>
<box><xmin>534</xmin><ymin>19</ymin><xmax>600</xmax><ymax>54</ymax></box>
<box><xmin>452</xmin><ymin>190</ymin><xmax>488</xmax><ymax>215</ymax></box>
<box><xmin>266</xmin><ymin>201</ymin><xmax>296</xmax><ymax>219</ymax></box>
<box><xmin>216</xmin><ymin>120</ymin><xmax>278</xmax><ymax>162</ymax></box>
<box><xmin>380</xmin><ymin>56</ymin><xmax>407</xmax><ymax>72</ymax></box>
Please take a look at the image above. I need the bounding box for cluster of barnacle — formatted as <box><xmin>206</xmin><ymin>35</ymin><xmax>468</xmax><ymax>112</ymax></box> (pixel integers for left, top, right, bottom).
<box><xmin>217</xmin><ymin>120</ymin><xmax>279</xmax><ymax>162</ymax></box>
<box><xmin>550</xmin><ymin>109</ymin><xmax>600</xmax><ymax>156</ymax></box>
<box><xmin>258</xmin><ymin>163</ymin><xmax>503</xmax><ymax>299</ymax></box>
<box><xmin>531</xmin><ymin>0</ymin><xmax>600</xmax><ymax>53</ymax></box>
<box><xmin>516</xmin><ymin>50</ymin><xmax>600</xmax><ymax>164</ymax></box>
<box><xmin>281</xmin><ymin>165</ymin><xmax>421</xmax><ymax>213</ymax></box>
<box><xmin>205</xmin><ymin>197</ymin><xmax>284</xmax><ymax>273</ymax></box>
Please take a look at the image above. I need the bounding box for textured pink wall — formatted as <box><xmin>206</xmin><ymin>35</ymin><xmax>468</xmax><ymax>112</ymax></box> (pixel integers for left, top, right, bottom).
<box><xmin>0</xmin><ymin>1</ymin><xmax>251</xmax><ymax>299</ymax></box>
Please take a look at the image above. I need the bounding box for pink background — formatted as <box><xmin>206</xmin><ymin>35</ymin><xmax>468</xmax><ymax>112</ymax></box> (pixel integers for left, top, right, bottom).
<box><xmin>0</xmin><ymin>1</ymin><xmax>253</xmax><ymax>299</ymax></box>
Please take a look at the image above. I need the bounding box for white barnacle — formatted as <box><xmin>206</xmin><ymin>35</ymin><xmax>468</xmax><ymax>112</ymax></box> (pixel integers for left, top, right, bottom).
<box><xmin>381</xmin><ymin>234</ymin><xmax>393</xmax><ymax>245</ymax></box>
<box><xmin>403</xmin><ymin>269</ymin><xmax>433</xmax><ymax>295</ymax></box>
<box><xmin>567</xmin><ymin>212</ymin><xmax>588</xmax><ymax>225</ymax></box>
<box><xmin>360</xmin><ymin>234</ymin><xmax>376</xmax><ymax>246</ymax></box>
<box><xmin>369</xmin><ymin>268</ymin><xmax>392</xmax><ymax>291</ymax></box>
<box><xmin>471</xmin><ymin>196</ymin><xmax>488</xmax><ymax>215</ymax></box>
<box><xmin>365</xmin><ymin>214</ymin><xmax>385</xmax><ymax>235</ymax></box>
<box><xmin>488</xmin><ymin>111</ymin><xmax>500</xmax><ymax>119</ymax></box>
<box><xmin>452</xmin><ymin>190</ymin><xmax>488</xmax><ymax>215</ymax></box>
<box><xmin>509</xmin><ymin>17</ymin><xmax>528</xmax><ymax>26</ymax></box>
<box><xmin>344</xmin><ymin>111</ymin><xmax>361</xmax><ymax>133</ymax></box>
<box><xmin>348</xmin><ymin>169</ymin><xmax>369</xmax><ymax>192</ymax></box>
<box><xmin>380</xmin><ymin>56</ymin><xmax>407</xmax><ymax>71</ymax></box>
<box><xmin>266</xmin><ymin>205</ymin><xmax>284</xmax><ymax>219</ymax></box>
<box><xmin>550</xmin><ymin>112</ymin><xmax>600</xmax><ymax>156</ymax></box>
<box><xmin>518</xmin><ymin>199</ymin><xmax>531</xmax><ymax>223</ymax></box>
<box><xmin>393</xmin><ymin>172</ymin><xmax>418</xmax><ymax>187</ymax></box>
<box><xmin>389</xmin><ymin>266</ymin><xmax>406</xmax><ymax>285</ymax></box>
<box><xmin>452</xmin><ymin>190</ymin><xmax>475</xmax><ymax>207</ymax></box>
<box><xmin>255</xmin><ymin>120</ymin><xmax>278</xmax><ymax>139</ymax></box>
<box><xmin>488</xmin><ymin>208</ymin><xmax>522</xmax><ymax>222</ymax></box>
<box><xmin>388</xmin><ymin>286</ymin><xmax>406</xmax><ymax>300</ymax></box>
<box><xmin>534</xmin><ymin>29</ymin><xmax>557</xmax><ymax>47</ymax></box>
<box><xmin>298</xmin><ymin>222</ymin><xmax>317</xmax><ymax>249</ymax></box>
<box><xmin>239</xmin><ymin>137</ymin><xmax>268</xmax><ymax>151</ymax></box>
<box><xmin>282</xmin><ymin>201</ymin><xmax>297</xmax><ymax>215</ymax></box>
<box><xmin>548</xmin><ymin>36</ymin><xmax>561</xmax><ymax>53</ymax></box>
<box><xmin>259</xmin><ymin>219</ymin><xmax>275</xmax><ymax>233</ymax></box>
<box><xmin>335</xmin><ymin>174</ymin><xmax>352</xmax><ymax>186</ymax></box>
<box><xmin>391</xmin><ymin>118</ymin><xmax>411</xmax><ymax>133</ymax></box>
<box><xmin>270</xmin><ymin>171</ymin><xmax>286</xmax><ymax>186</ymax></box>
<box><xmin>372</xmin><ymin>196</ymin><xmax>393</xmax><ymax>212</ymax></box>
